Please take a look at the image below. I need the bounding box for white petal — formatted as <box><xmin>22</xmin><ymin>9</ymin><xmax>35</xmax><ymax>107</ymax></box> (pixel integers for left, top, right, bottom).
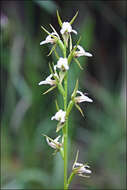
<box><xmin>77</xmin><ymin>90</ymin><xmax>84</xmax><ymax>96</ymax></box>
<box><xmin>74</xmin><ymin>162</ymin><xmax>83</xmax><ymax>167</ymax></box>
<box><xmin>72</xmin><ymin>29</ymin><xmax>77</xmax><ymax>34</ymax></box>
<box><xmin>54</xmin><ymin>135</ymin><xmax>61</xmax><ymax>143</ymax></box>
<box><xmin>83</xmin><ymin>95</ymin><xmax>93</xmax><ymax>102</ymax></box>
<box><xmin>38</xmin><ymin>81</ymin><xmax>46</xmax><ymax>85</ymax></box>
<box><xmin>84</xmin><ymin>52</ymin><xmax>93</xmax><ymax>57</ymax></box>
<box><xmin>51</xmin><ymin>116</ymin><xmax>55</xmax><ymax>120</ymax></box>
<box><xmin>40</xmin><ymin>40</ymin><xmax>47</xmax><ymax>45</ymax></box>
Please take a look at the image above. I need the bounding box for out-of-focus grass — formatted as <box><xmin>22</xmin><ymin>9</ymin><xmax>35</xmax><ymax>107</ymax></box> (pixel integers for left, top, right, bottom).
<box><xmin>1</xmin><ymin>1</ymin><xmax>126</xmax><ymax>189</ymax></box>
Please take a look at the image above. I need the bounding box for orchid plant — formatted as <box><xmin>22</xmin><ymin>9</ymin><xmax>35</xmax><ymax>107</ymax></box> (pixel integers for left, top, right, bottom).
<box><xmin>39</xmin><ymin>11</ymin><xmax>93</xmax><ymax>189</ymax></box>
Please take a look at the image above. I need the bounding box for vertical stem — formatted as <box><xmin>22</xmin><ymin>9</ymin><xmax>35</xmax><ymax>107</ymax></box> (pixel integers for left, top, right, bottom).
<box><xmin>64</xmin><ymin>72</ymin><xmax>68</xmax><ymax>189</ymax></box>
<box><xmin>63</xmin><ymin>38</ymin><xmax>69</xmax><ymax>189</ymax></box>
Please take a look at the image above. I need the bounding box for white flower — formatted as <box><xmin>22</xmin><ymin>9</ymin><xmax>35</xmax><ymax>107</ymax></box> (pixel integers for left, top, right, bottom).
<box><xmin>38</xmin><ymin>74</ymin><xmax>56</xmax><ymax>86</ymax></box>
<box><xmin>74</xmin><ymin>45</ymin><xmax>92</xmax><ymax>57</ymax></box>
<box><xmin>75</xmin><ymin>90</ymin><xmax>93</xmax><ymax>103</ymax></box>
<box><xmin>40</xmin><ymin>32</ymin><xmax>59</xmax><ymax>45</ymax></box>
<box><xmin>55</xmin><ymin>57</ymin><xmax>69</xmax><ymax>71</ymax></box>
<box><xmin>51</xmin><ymin>109</ymin><xmax>66</xmax><ymax>123</ymax></box>
<box><xmin>46</xmin><ymin>135</ymin><xmax>62</xmax><ymax>149</ymax></box>
<box><xmin>60</xmin><ymin>22</ymin><xmax>77</xmax><ymax>35</ymax></box>
<box><xmin>73</xmin><ymin>162</ymin><xmax>92</xmax><ymax>177</ymax></box>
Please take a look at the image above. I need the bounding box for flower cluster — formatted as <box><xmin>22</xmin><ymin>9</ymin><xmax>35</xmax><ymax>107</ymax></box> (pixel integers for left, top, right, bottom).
<box><xmin>39</xmin><ymin>11</ymin><xmax>93</xmax><ymax>188</ymax></box>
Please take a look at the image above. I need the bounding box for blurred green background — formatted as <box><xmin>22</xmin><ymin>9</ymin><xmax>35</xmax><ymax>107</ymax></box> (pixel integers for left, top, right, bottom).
<box><xmin>1</xmin><ymin>0</ymin><xmax>126</xmax><ymax>189</ymax></box>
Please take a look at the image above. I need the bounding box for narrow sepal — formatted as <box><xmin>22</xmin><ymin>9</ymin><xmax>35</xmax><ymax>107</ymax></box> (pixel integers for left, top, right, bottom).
<box><xmin>47</xmin><ymin>44</ymin><xmax>57</xmax><ymax>56</ymax></box>
<box><xmin>68</xmin><ymin>36</ymin><xmax>81</xmax><ymax>65</ymax></box>
<box><xmin>49</xmin><ymin>24</ymin><xmax>59</xmax><ymax>37</ymax></box>
<box><xmin>74</xmin><ymin>58</ymin><xmax>83</xmax><ymax>70</ymax></box>
<box><xmin>72</xmin><ymin>150</ymin><xmax>79</xmax><ymax>169</ymax></box>
<box><xmin>48</xmin><ymin>63</ymin><xmax>54</xmax><ymax>75</ymax></box>
<box><xmin>73</xmin><ymin>36</ymin><xmax>82</xmax><ymax>51</ymax></box>
<box><xmin>41</xmin><ymin>25</ymin><xmax>50</xmax><ymax>35</ymax></box>
<box><xmin>41</xmin><ymin>25</ymin><xmax>57</xmax><ymax>40</ymax></box>
<box><xmin>70</xmin><ymin>11</ymin><xmax>79</xmax><ymax>25</ymax></box>
<box><xmin>56</xmin><ymin>10</ymin><xmax>62</xmax><ymax>27</ymax></box>
<box><xmin>42</xmin><ymin>85</ymin><xmax>56</xmax><ymax>95</ymax></box>
<box><xmin>75</xmin><ymin>103</ymin><xmax>84</xmax><ymax>117</ymax></box>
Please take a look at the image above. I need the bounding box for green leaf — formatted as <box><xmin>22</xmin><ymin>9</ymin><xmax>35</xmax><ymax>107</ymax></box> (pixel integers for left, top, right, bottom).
<box><xmin>56</xmin><ymin>10</ymin><xmax>63</xmax><ymax>27</ymax></box>
<box><xmin>74</xmin><ymin>58</ymin><xmax>83</xmax><ymax>70</ymax></box>
<box><xmin>75</xmin><ymin>103</ymin><xmax>84</xmax><ymax>117</ymax></box>
<box><xmin>70</xmin><ymin>11</ymin><xmax>79</xmax><ymax>25</ymax></box>
<box><xmin>57</xmin><ymin>83</ymin><xmax>65</xmax><ymax>96</ymax></box>
<box><xmin>43</xmin><ymin>85</ymin><xmax>56</xmax><ymax>95</ymax></box>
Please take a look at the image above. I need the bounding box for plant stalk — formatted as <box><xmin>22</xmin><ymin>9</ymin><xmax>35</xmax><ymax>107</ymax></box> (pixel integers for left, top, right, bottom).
<box><xmin>63</xmin><ymin>72</ymin><xmax>68</xmax><ymax>189</ymax></box>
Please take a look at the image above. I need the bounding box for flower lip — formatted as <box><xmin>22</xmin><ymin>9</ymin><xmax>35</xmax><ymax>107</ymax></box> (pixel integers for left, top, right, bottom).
<box><xmin>38</xmin><ymin>74</ymin><xmax>56</xmax><ymax>86</ymax></box>
<box><xmin>60</xmin><ymin>22</ymin><xmax>77</xmax><ymax>35</ymax></box>
<box><xmin>75</xmin><ymin>90</ymin><xmax>93</xmax><ymax>103</ymax></box>
<box><xmin>74</xmin><ymin>45</ymin><xmax>93</xmax><ymax>57</ymax></box>
<box><xmin>51</xmin><ymin>109</ymin><xmax>66</xmax><ymax>123</ymax></box>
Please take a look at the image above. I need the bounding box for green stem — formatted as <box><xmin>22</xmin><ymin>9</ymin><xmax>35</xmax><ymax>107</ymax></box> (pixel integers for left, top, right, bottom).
<box><xmin>63</xmin><ymin>72</ymin><xmax>68</xmax><ymax>189</ymax></box>
<box><xmin>66</xmin><ymin>172</ymin><xmax>75</xmax><ymax>189</ymax></box>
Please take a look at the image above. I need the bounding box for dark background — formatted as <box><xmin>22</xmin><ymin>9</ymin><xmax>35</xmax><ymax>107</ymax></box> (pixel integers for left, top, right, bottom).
<box><xmin>1</xmin><ymin>0</ymin><xmax>126</xmax><ymax>189</ymax></box>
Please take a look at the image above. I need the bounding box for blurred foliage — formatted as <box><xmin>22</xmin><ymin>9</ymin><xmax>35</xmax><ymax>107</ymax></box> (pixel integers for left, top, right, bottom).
<box><xmin>1</xmin><ymin>0</ymin><xmax>126</xmax><ymax>190</ymax></box>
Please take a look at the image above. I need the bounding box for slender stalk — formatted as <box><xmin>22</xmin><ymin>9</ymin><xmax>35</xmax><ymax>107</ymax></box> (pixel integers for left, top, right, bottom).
<box><xmin>66</xmin><ymin>172</ymin><xmax>75</xmax><ymax>189</ymax></box>
<box><xmin>63</xmin><ymin>72</ymin><xmax>68</xmax><ymax>189</ymax></box>
<box><xmin>62</xmin><ymin>39</ymin><xmax>68</xmax><ymax>189</ymax></box>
